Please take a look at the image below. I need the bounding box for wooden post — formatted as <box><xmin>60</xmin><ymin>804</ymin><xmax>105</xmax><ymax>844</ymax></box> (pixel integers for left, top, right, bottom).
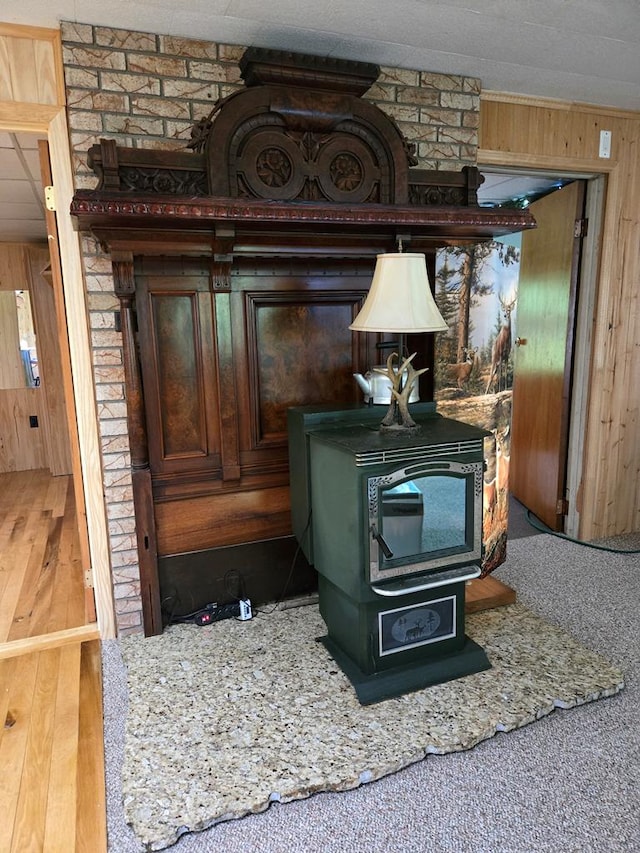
<box><xmin>112</xmin><ymin>254</ymin><xmax>163</xmax><ymax>636</ymax></box>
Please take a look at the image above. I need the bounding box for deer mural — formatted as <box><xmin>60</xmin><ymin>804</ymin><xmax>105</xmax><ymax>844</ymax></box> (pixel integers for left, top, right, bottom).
<box><xmin>485</xmin><ymin>293</ymin><xmax>517</xmax><ymax>394</ymax></box>
<box><xmin>446</xmin><ymin>346</ymin><xmax>479</xmax><ymax>391</ymax></box>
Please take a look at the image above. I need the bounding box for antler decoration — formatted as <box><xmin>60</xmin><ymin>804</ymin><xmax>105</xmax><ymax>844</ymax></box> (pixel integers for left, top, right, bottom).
<box><xmin>375</xmin><ymin>352</ymin><xmax>429</xmax><ymax>430</ymax></box>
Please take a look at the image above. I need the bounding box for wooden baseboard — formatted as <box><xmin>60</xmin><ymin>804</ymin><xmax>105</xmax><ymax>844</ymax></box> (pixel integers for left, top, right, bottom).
<box><xmin>465</xmin><ymin>575</ymin><xmax>516</xmax><ymax>614</ymax></box>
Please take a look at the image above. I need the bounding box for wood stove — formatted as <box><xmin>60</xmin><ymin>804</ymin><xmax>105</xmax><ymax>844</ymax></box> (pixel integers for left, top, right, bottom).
<box><xmin>288</xmin><ymin>404</ymin><xmax>491</xmax><ymax>704</ymax></box>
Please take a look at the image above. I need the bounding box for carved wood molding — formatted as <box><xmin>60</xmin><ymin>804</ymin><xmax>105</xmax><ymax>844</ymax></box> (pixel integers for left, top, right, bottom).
<box><xmin>87</xmin><ymin>139</ymin><xmax>481</xmax><ymax>206</ymax></box>
<box><xmin>71</xmin><ymin>190</ymin><xmax>535</xmax><ymax>241</ymax></box>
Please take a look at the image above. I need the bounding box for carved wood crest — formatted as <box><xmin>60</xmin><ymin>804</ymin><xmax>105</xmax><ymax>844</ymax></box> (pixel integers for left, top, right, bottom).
<box><xmin>198</xmin><ymin>50</ymin><xmax>413</xmax><ymax>204</ymax></box>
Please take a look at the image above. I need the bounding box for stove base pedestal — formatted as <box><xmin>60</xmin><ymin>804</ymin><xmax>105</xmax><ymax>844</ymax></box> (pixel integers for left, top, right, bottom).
<box><xmin>319</xmin><ymin>633</ymin><xmax>491</xmax><ymax>705</ymax></box>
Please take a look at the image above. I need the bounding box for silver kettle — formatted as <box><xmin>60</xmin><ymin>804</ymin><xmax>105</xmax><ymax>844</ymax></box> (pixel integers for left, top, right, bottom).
<box><xmin>353</xmin><ymin>367</ymin><xmax>420</xmax><ymax>405</ymax></box>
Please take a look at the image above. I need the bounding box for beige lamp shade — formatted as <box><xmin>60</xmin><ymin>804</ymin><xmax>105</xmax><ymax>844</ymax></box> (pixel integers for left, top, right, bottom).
<box><xmin>349</xmin><ymin>252</ymin><xmax>448</xmax><ymax>333</ymax></box>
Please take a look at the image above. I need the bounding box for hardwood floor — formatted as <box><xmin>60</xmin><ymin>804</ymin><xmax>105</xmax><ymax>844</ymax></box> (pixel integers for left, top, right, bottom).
<box><xmin>0</xmin><ymin>470</ymin><xmax>106</xmax><ymax>852</ymax></box>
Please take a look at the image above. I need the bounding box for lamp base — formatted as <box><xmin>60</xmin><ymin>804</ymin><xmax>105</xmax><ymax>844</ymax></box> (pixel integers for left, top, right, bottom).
<box><xmin>379</xmin><ymin>420</ymin><xmax>421</xmax><ymax>433</ymax></box>
<box><xmin>376</xmin><ymin>349</ymin><xmax>429</xmax><ymax>432</ymax></box>
<box><xmin>379</xmin><ymin>397</ymin><xmax>421</xmax><ymax>432</ymax></box>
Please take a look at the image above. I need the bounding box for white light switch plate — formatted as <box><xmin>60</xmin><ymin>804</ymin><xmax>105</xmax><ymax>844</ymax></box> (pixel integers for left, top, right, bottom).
<box><xmin>599</xmin><ymin>130</ymin><xmax>612</xmax><ymax>158</ymax></box>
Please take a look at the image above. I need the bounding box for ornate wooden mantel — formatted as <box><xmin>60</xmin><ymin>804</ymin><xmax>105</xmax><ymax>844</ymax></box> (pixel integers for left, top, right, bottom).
<box><xmin>71</xmin><ymin>48</ymin><xmax>535</xmax><ymax>636</ymax></box>
<box><xmin>72</xmin><ymin>46</ymin><xmax>534</xmax><ymax>251</ymax></box>
<box><xmin>71</xmin><ymin>190</ymin><xmax>533</xmax><ymax>249</ymax></box>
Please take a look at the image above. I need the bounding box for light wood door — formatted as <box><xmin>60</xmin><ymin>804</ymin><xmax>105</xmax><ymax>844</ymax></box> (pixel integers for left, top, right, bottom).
<box><xmin>509</xmin><ymin>181</ymin><xmax>585</xmax><ymax>530</ymax></box>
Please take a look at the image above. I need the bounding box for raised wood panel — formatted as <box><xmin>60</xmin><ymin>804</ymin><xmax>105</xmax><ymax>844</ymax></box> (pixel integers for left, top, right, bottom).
<box><xmin>0</xmin><ymin>25</ymin><xmax>63</xmax><ymax>106</ymax></box>
<box><xmin>248</xmin><ymin>293</ymin><xmax>365</xmax><ymax>440</ymax></box>
<box><xmin>480</xmin><ymin>94</ymin><xmax>640</xmax><ymax>538</ymax></box>
<box><xmin>0</xmin><ymin>388</ymin><xmax>47</xmax><ymax>472</ymax></box>
<box><xmin>152</xmin><ymin>292</ymin><xmax>212</xmax><ymax>457</ymax></box>
<box><xmin>230</xmin><ymin>260</ymin><xmax>375</xmax><ymax>474</ymax></box>
<box><xmin>136</xmin><ymin>266</ymin><xmax>222</xmax><ymax>476</ymax></box>
<box><xmin>155</xmin><ymin>486</ymin><xmax>292</xmax><ymax>555</ymax></box>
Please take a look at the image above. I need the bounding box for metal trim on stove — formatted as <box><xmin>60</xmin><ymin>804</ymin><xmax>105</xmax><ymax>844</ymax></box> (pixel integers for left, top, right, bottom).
<box><xmin>371</xmin><ymin>563</ymin><xmax>481</xmax><ymax>596</ymax></box>
<box><xmin>354</xmin><ymin>438</ymin><xmax>484</xmax><ymax>467</ymax></box>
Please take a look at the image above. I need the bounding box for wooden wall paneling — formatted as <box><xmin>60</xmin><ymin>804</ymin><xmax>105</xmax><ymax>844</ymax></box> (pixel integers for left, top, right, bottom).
<box><xmin>230</xmin><ymin>259</ymin><xmax>375</xmax><ymax>462</ymax></box>
<box><xmin>148</xmin><ymin>289</ymin><xmax>207</xmax><ymax>460</ymax></box>
<box><xmin>0</xmin><ymin>290</ymin><xmax>24</xmax><ymax>388</ymax></box>
<box><xmin>0</xmin><ymin>242</ymin><xmax>28</xmax><ymax>288</ymax></box>
<box><xmin>131</xmin><ymin>468</ymin><xmax>162</xmax><ymax>636</ymax></box>
<box><xmin>38</xmin><ymin>141</ymin><xmax>91</xmax><ymax>578</ymax></box>
<box><xmin>0</xmin><ymin>389</ymin><xmax>47</xmax><ymax>472</ymax></box>
<box><xmin>154</xmin><ymin>485</ymin><xmax>293</xmax><ymax>556</ymax></box>
<box><xmin>151</xmin><ymin>257</ymin><xmax>382</xmax><ymax>606</ymax></box>
<box><xmin>0</xmin><ymin>242</ymin><xmax>66</xmax><ymax>474</ymax></box>
<box><xmin>214</xmin><ymin>288</ymin><xmax>242</xmax><ymax>482</ymax></box>
<box><xmin>0</xmin><ymin>23</ymin><xmax>64</xmax><ymax>106</ymax></box>
<box><xmin>0</xmin><ymin>244</ymin><xmax>30</xmax><ymax>391</ymax></box>
<box><xmin>26</xmin><ymin>245</ymin><xmax>73</xmax><ymax>476</ymax></box>
<box><xmin>479</xmin><ymin>93</ymin><xmax>640</xmax><ymax>537</ymax></box>
<box><xmin>246</xmin><ymin>292</ymin><xmax>364</xmax><ymax>441</ymax></box>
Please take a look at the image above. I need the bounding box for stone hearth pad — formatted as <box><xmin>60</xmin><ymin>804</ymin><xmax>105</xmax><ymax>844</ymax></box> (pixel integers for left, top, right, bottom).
<box><xmin>120</xmin><ymin>602</ymin><xmax>623</xmax><ymax>850</ymax></box>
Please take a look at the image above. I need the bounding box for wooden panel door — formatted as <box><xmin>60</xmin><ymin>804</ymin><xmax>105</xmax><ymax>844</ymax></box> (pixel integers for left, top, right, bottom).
<box><xmin>509</xmin><ymin>181</ymin><xmax>585</xmax><ymax>530</ymax></box>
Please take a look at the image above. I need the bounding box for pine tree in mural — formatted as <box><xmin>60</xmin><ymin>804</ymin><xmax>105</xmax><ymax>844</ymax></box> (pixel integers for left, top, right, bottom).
<box><xmin>434</xmin><ymin>254</ymin><xmax>459</xmax><ymax>355</ymax></box>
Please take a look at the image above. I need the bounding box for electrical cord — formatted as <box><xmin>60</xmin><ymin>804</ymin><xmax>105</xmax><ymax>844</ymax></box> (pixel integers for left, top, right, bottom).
<box><xmin>255</xmin><ymin>510</ymin><xmax>313</xmax><ymax>617</ymax></box>
<box><xmin>162</xmin><ymin>511</ymin><xmax>314</xmax><ymax>623</ymax></box>
<box><xmin>161</xmin><ymin>589</ymin><xmax>196</xmax><ymax>626</ymax></box>
<box><xmin>223</xmin><ymin>568</ymin><xmax>247</xmax><ymax>602</ymax></box>
<box><xmin>525</xmin><ymin>509</ymin><xmax>640</xmax><ymax>554</ymax></box>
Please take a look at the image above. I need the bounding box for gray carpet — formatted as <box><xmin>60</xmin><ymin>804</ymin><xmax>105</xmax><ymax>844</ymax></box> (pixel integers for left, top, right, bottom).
<box><xmin>103</xmin><ymin>532</ymin><xmax>640</xmax><ymax>852</ymax></box>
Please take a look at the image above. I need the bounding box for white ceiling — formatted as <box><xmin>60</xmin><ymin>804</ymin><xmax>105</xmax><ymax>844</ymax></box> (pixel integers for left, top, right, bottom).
<box><xmin>0</xmin><ymin>132</ymin><xmax>47</xmax><ymax>241</ymax></box>
<box><xmin>7</xmin><ymin>0</ymin><xmax>640</xmax><ymax>110</ymax></box>
<box><xmin>2</xmin><ymin>0</ymin><xmax>638</xmax><ymax>241</ymax></box>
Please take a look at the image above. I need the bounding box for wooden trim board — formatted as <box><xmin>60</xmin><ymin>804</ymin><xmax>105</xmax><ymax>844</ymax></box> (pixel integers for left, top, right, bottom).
<box><xmin>465</xmin><ymin>575</ymin><xmax>516</xmax><ymax>614</ymax></box>
<box><xmin>0</xmin><ymin>624</ymin><xmax>100</xmax><ymax>661</ymax></box>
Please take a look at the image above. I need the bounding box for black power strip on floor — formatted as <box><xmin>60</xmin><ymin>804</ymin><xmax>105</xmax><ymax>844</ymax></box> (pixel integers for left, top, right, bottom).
<box><xmin>194</xmin><ymin>602</ymin><xmax>241</xmax><ymax>626</ymax></box>
<box><xmin>169</xmin><ymin>599</ymin><xmax>252</xmax><ymax>627</ymax></box>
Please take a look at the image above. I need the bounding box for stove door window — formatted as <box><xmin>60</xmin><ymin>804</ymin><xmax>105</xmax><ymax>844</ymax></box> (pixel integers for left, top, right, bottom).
<box><xmin>380</xmin><ymin>474</ymin><xmax>467</xmax><ymax>564</ymax></box>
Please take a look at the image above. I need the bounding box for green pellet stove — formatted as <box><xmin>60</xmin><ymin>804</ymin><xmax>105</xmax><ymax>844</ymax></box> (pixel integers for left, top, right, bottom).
<box><xmin>287</xmin><ymin>404</ymin><xmax>492</xmax><ymax>704</ymax></box>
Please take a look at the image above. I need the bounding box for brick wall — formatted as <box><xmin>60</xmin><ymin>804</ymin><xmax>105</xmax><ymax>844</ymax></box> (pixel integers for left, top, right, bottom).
<box><xmin>61</xmin><ymin>21</ymin><xmax>480</xmax><ymax>635</ymax></box>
